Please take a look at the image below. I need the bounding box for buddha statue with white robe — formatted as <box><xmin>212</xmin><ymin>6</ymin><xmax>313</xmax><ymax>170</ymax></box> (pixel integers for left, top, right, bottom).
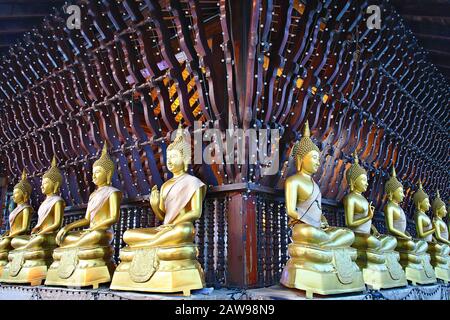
<box><xmin>1</xmin><ymin>157</ymin><xmax>65</xmax><ymax>285</ymax></box>
<box><xmin>427</xmin><ymin>190</ymin><xmax>449</xmax><ymax>282</ymax></box>
<box><xmin>343</xmin><ymin>155</ymin><xmax>406</xmax><ymax>289</ymax></box>
<box><xmin>45</xmin><ymin>144</ymin><xmax>122</xmax><ymax>288</ymax></box>
<box><xmin>384</xmin><ymin>171</ymin><xmax>435</xmax><ymax>285</ymax></box>
<box><xmin>111</xmin><ymin>124</ymin><xmax>206</xmax><ymax>296</ymax></box>
<box><xmin>280</xmin><ymin>121</ymin><xmax>365</xmax><ymax>298</ymax></box>
<box><xmin>0</xmin><ymin>171</ymin><xmax>33</xmax><ymax>278</ymax></box>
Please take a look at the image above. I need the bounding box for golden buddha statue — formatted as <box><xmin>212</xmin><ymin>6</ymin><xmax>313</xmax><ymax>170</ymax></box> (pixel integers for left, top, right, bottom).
<box><xmin>384</xmin><ymin>170</ymin><xmax>436</xmax><ymax>285</ymax></box>
<box><xmin>1</xmin><ymin>157</ymin><xmax>65</xmax><ymax>285</ymax></box>
<box><xmin>343</xmin><ymin>154</ymin><xmax>406</xmax><ymax>289</ymax></box>
<box><xmin>111</xmin><ymin>124</ymin><xmax>206</xmax><ymax>296</ymax></box>
<box><xmin>427</xmin><ymin>190</ymin><xmax>450</xmax><ymax>282</ymax></box>
<box><xmin>0</xmin><ymin>171</ymin><xmax>33</xmax><ymax>278</ymax></box>
<box><xmin>280</xmin><ymin>121</ymin><xmax>365</xmax><ymax>298</ymax></box>
<box><xmin>414</xmin><ymin>181</ymin><xmax>435</xmax><ymax>242</ymax></box>
<box><xmin>45</xmin><ymin>144</ymin><xmax>122</xmax><ymax>288</ymax></box>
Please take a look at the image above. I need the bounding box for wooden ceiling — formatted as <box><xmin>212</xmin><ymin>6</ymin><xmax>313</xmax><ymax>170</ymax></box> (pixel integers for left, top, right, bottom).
<box><xmin>392</xmin><ymin>0</ymin><xmax>450</xmax><ymax>82</ymax></box>
<box><xmin>0</xmin><ymin>0</ymin><xmax>66</xmax><ymax>56</ymax></box>
<box><xmin>2</xmin><ymin>0</ymin><xmax>449</xmax><ymax>83</ymax></box>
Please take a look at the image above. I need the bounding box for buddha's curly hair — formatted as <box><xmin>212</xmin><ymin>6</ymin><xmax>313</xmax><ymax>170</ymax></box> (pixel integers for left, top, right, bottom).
<box><xmin>93</xmin><ymin>143</ymin><xmax>115</xmax><ymax>174</ymax></box>
<box><xmin>292</xmin><ymin>120</ymin><xmax>320</xmax><ymax>161</ymax></box>
<box><xmin>43</xmin><ymin>156</ymin><xmax>62</xmax><ymax>185</ymax></box>
<box><xmin>14</xmin><ymin>170</ymin><xmax>32</xmax><ymax>196</ymax></box>
<box><xmin>413</xmin><ymin>180</ymin><xmax>429</xmax><ymax>207</ymax></box>
<box><xmin>432</xmin><ymin>190</ymin><xmax>445</xmax><ymax>213</ymax></box>
<box><xmin>167</xmin><ymin>123</ymin><xmax>191</xmax><ymax>168</ymax></box>
<box><xmin>346</xmin><ymin>153</ymin><xmax>367</xmax><ymax>185</ymax></box>
<box><xmin>385</xmin><ymin>166</ymin><xmax>403</xmax><ymax>195</ymax></box>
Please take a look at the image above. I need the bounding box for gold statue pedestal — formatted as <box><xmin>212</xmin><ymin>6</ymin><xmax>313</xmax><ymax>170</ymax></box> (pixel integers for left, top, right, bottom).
<box><xmin>45</xmin><ymin>246</ymin><xmax>115</xmax><ymax>288</ymax></box>
<box><xmin>110</xmin><ymin>244</ymin><xmax>205</xmax><ymax>296</ymax></box>
<box><xmin>352</xmin><ymin>234</ymin><xmax>407</xmax><ymax>290</ymax></box>
<box><xmin>397</xmin><ymin>242</ymin><xmax>436</xmax><ymax>285</ymax></box>
<box><xmin>280</xmin><ymin>244</ymin><xmax>365</xmax><ymax>298</ymax></box>
<box><xmin>0</xmin><ymin>249</ymin><xmax>10</xmax><ymax>279</ymax></box>
<box><xmin>356</xmin><ymin>250</ymin><xmax>407</xmax><ymax>290</ymax></box>
<box><xmin>0</xmin><ymin>247</ymin><xmax>54</xmax><ymax>285</ymax></box>
<box><xmin>428</xmin><ymin>243</ymin><xmax>450</xmax><ymax>283</ymax></box>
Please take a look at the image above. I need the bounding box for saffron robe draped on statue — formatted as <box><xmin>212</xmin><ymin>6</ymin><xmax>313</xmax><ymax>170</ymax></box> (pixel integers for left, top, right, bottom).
<box><xmin>162</xmin><ymin>174</ymin><xmax>205</xmax><ymax>225</ymax></box>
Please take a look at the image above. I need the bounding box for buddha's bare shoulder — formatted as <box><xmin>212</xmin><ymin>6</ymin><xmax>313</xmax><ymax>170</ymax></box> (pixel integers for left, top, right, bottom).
<box><xmin>384</xmin><ymin>202</ymin><xmax>399</xmax><ymax>213</ymax></box>
<box><xmin>343</xmin><ymin>192</ymin><xmax>356</xmax><ymax>202</ymax></box>
<box><xmin>160</xmin><ymin>178</ymin><xmax>177</xmax><ymax>194</ymax></box>
<box><xmin>285</xmin><ymin>174</ymin><xmax>301</xmax><ymax>185</ymax></box>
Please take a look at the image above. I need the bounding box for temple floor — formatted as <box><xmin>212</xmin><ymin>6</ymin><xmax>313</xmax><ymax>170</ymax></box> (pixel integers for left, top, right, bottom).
<box><xmin>0</xmin><ymin>283</ymin><xmax>448</xmax><ymax>300</ymax></box>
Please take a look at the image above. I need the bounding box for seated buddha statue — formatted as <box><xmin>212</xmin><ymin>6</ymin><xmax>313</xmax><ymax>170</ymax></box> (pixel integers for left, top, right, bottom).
<box><xmin>0</xmin><ymin>171</ymin><xmax>33</xmax><ymax>278</ymax></box>
<box><xmin>280</xmin><ymin>121</ymin><xmax>365</xmax><ymax>298</ymax></box>
<box><xmin>45</xmin><ymin>144</ymin><xmax>122</xmax><ymax>288</ymax></box>
<box><xmin>384</xmin><ymin>170</ymin><xmax>436</xmax><ymax>285</ymax></box>
<box><xmin>343</xmin><ymin>154</ymin><xmax>406</xmax><ymax>289</ymax></box>
<box><xmin>2</xmin><ymin>157</ymin><xmax>65</xmax><ymax>285</ymax></box>
<box><xmin>111</xmin><ymin>124</ymin><xmax>207</xmax><ymax>296</ymax></box>
<box><xmin>427</xmin><ymin>190</ymin><xmax>450</xmax><ymax>282</ymax></box>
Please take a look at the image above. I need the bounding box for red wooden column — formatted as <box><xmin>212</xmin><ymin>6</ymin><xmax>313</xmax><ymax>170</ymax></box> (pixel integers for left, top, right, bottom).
<box><xmin>211</xmin><ymin>184</ymin><xmax>259</xmax><ymax>287</ymax></box>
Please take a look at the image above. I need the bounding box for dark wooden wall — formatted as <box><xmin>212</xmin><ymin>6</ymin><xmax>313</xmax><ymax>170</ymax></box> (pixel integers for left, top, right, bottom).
<box><xmin>0</xmin><ymin>0</ymin><xmax>448</xmax><ymax>288</ymax></box>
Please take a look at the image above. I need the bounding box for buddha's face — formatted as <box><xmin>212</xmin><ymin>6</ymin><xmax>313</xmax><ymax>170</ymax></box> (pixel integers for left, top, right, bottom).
<box><xmin>167</xmin><ymin>149</ymin><xmax>185</xmax><ymax>174</ymax></box>
<box><xmin>41</xmin><ymin>178</ymin><xmax>56</xmax><ymax>195</ymax></box>
<box><xmin>298</xmin><ymin>150</ymin><xmax>320</xmax><ymax>174</ymax></box>
<box><xmin>418</xmin><ymin>198</ymin><xmax>430</xmax><ymax>212</ymax></box>
<box><xmin>93</xmin><ymin>166</ymin><xmax>109</xmax><ymax>187</ymax></box>
<box><xmin>352</xmin><ymin>174</ymin><xmax>368</xmax><ymax>193</ymax></box>
<box><xmin>392</xmin><ymin>187</ymin><xmax>405</xmax><ymax>203</ymax></box>
<box><xmin>436</xmin><ymin>205</ymin><xmax>447</xmax><ymax>219</ymax></box>
<box><xmin>12</xmin><ymin>188</ymin><xmax>26</xmax><ymax>204</ymax></box>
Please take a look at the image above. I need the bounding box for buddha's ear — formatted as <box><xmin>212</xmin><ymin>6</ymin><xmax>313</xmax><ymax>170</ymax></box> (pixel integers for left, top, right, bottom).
<box><xmin>23</xmin><ymin>192</ymin><xmax>30</xmax><ymax>203</ymax></box>
<box><xmin>387</xmin><ymin>192</ymin><xmax>393</xmax><ymax>201</ymax></box>
<box><xmin>349</xmin><ymin>180</ymin><xmax>354</xmax><ymax>192</ymax></box>
<box><xmin>107</xmin><ymin>171</ymin><xmax>113</xmax><ymax>185</ymax></box>
<box><xmin>53</xmin><ymin>182</ymin><xmax>60</xmax><ymax>194</ymax></box>
<box><xmin>295</xmin><ymin>156</ymin><xmax>302</xmax><ymax>171</ymax></box>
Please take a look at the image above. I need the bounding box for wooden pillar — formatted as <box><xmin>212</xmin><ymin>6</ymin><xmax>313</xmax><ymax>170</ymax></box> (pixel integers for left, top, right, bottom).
<box><xmin>210</xmin><ymin>183</ymin><xmax>269</xmax><ymax>288</ymax></box>
<box><xmin>226</xmin><ymin>191</ymin><xmax>258</xmax><ymax>287</ymax></box>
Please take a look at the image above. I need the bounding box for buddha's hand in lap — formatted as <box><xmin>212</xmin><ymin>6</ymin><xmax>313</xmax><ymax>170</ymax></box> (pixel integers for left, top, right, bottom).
<box><xmin>321</xmin><ymin>222</ymin><xmax>330</xmax><ymax>230</ymax></box>
<box><xmin>30</xmin><ymin>233</ymin><xmax>39</xmax><ymax>239</ymax></box>
<box><xmin>56</xmin><ymin>227</ymin><xmax>68</xmax><ymax>246</ymax></box>
<box><xmin>156</xmin><ymin>224</ymin><xmax>175</xmax><ymax>231</ymax></box>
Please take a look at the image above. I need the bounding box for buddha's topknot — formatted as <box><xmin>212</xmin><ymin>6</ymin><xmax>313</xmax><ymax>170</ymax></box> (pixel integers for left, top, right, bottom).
<box><xmin>42</xmin><ymin>156</ymin><xmax>62</xmax><ymax>185</ymax></box>
<box><xmin>346</xmin><ymin>152</ymin><xmax>367</xmax><ymax>185</ymax></box>
<box><xmin>292</xmin><ymin>120</ymin><xmax>320</xmax><ymax>161</ymax></box>
<box><xmin>413</xmin><ymin>180</ymin><xmax>429</xmax><ymax>207</ymax></box>
<box><xmin>385</xmin><ymin>166</ymin><xmax>403</xmax><ymax>195</ymax></box>
<box><xmin>432</xmin><ymin>189</ymin><xmax>445</xmax><ymax>213</ymax></box>
<box><xmin>93</xmin><ymin>142</ymin><xmax>115</xmax><ymax>174</ymax></box>
<box><xmin>14</xmin><ymin>170</ymin><xmax>32</xmax><ymax>196</ymax></box>
<box><xmin>167</xmin><ymin>123</ymin><xmax>191</xmax><ymax>167</ymax></box>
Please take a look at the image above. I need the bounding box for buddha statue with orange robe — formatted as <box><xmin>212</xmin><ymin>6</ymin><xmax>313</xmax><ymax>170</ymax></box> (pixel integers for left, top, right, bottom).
<box><xmin>45</xmin><ymin>144</ymin><xmax>122</xmax><ymax>288</ymax></box>
<box><xmin>280</xmin><ymin>121</ymin><xmax>364</xmax><ymax>298</ymax></box>
<box><xmin>1</xmin><ymin>158</ymin><xmax>65</xmax><ymax>285</ymax></box>
<box><xmin>111</xmin><ymin>124</ymin><xmax>206</xmax><ymax>296</ymax></box>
